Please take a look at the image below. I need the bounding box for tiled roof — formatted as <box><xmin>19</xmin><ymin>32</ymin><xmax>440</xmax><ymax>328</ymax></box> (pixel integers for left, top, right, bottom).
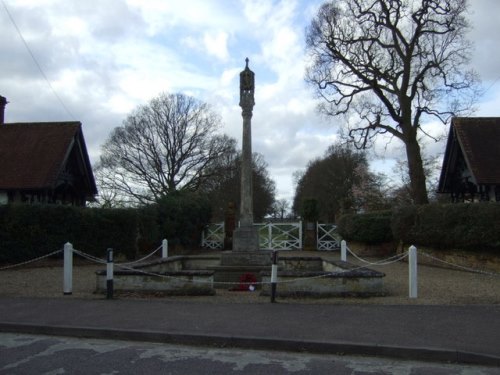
<box><xmin>453</xmin><ymin>117</ymin><xmax>500</xmax><ymax>184</ymax></box>
<box><xmin>0</xmin><ymin>122</ymin><xmax>93</xmax><ymax>190</ymax></box>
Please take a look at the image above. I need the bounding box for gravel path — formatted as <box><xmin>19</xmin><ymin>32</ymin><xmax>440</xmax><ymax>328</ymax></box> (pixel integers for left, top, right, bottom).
<box><xmin>1</xmin><ymin>251</ymin><xmax>499</xmax><ymax>305</ymax></box>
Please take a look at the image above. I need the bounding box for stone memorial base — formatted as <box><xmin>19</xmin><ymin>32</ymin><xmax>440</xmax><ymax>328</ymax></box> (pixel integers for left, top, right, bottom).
<box><xmin>220</xmin><ymin>250</ymin><xmax>271</xmax><ymax>267</ymax></box>
<box><xmin>232</xmin><ymin>226</ymin><xmax>260</xmax><ymax>252</ymax></box>
<box><xmin>214</xmin><ymin>250</ymin><xmax>272</xmax><ymax>289</ymax></box>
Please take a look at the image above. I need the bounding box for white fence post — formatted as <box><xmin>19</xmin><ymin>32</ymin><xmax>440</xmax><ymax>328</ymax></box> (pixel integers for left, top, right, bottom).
<box><xmin>63</xmin><ymin>242</ymin><xmax>73</xmax><ymax>295</ymax></box>
<box><xmin>409</xmin><ymin>245</ymin><xmax>418</xmax><ymax>299</ymax></box>
<box><xmin>162</xmin><ymin>239</ymin><xmax>168</xmax><ymax>258</ymax></box>
<box><xmin>299</xmin><ymin>221</ymin><xmax>303</xmax><ymax>250</ymax></box>
<box><xmin>268</xmin><ymin>224</ymin><xmax>273</xmax><ymax>249</ymax></box>
<box><xmin>271</xmin><ymin>250</ymin><xmax>278</xmax><ymax>303</ymax></box>
<box><xmin>341</xmin><ymin>240</ymin><xmax>347</xmax><ymax>262</ymax></box>
<box><xmin>106</xmin><ymin>248</ymin><xmax>114</xmax><ymax>299</ymax></box>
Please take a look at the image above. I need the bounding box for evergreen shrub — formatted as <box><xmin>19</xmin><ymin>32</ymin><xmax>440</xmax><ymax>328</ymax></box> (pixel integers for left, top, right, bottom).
<box><xmin>337</xmin><ymin>210</ymin><xmax>393</xmax><ymax>244</ymax></box>
<box><xmin>155</xmin><ymin>191</ymin><xmax>212</xmax><ymax>248</ymax></box>
<box><xmin>0</xmin><ymin>204</ymin><xmax>138</xmax><ymax>263</ymax></box>
<box><xmin>392</xmin><ymin>203</ymin><xmax>500</xmax><ymax>251</ymax></box>
<box><xmin>0</xmin><ymin>191</ymin><xmax>213</xmax><ymax>264</ymax></box>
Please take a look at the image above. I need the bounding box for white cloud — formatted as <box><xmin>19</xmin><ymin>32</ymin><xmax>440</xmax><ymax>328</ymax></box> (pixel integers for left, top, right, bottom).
<box><xmin>1</xmin><ymin>0</ymin><xmax>499</xmax><ymax>203</ymax></box>
<box><xmin>203</xmin><ymin>31</ymin><xmax>230</xmax><ymax>61</ymax></box>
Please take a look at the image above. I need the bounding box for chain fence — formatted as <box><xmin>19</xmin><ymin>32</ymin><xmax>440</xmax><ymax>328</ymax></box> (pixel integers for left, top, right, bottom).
<box><xmin>2</xmin><ymin>242</ymin><xmax>499</xmax><ymax>289</ymax></box>
<box><xmin>0</xmin><ymin>249</ymin><xmax>63</xmax><ymax>271</ymax></box>
<box><xmin>418</xmin><ymin>251</ymin><xmax>500</xmax><ymax>278</ymax></box>
<box><xmin>72</xmin><ymin>246</ymin><xmax>411</xmax><ymax>287</ymax></box>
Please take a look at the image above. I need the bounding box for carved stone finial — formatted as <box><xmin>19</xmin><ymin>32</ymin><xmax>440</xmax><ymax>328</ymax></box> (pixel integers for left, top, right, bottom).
<box><xmin>239</xmin><ymin>57</ymin><xmax>255</xmax><ymax>113</ymax></box>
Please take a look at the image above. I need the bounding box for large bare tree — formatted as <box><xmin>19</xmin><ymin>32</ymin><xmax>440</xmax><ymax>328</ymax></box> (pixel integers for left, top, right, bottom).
<box><xmin>97</xmin><ymin>93</ymin><xmax>232</xmax><ymax>205</ymax></box>
<box><xmin>306</xmin><ymin>0</ymin><xmax>480</xmax><ymax>204</ymax></box>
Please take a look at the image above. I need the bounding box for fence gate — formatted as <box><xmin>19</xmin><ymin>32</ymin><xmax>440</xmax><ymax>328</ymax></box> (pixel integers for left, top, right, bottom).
<box><xmin>256</xmin><ymin>221</ymin><xmax>302</xmax><ymax>250</ymax></box>
<box><xmin>201</xmin><ymin>223</ymin><xmax>224</xmax><ymax>249</ymax></box>
<box><xmin>317</xmin><ymin>223</ymin><xmax>340</xmax><ymax>251</ymax></box>
<box><xmin>202</xmin><ymin>222</ymin><xmax>302</xmax><ymax>250</ymax></box>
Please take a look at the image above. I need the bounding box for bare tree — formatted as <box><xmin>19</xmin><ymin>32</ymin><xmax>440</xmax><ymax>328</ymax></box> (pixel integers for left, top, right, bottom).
<box><xmin>271</xmin><ymin>199</ymin><xmax>290</xmax><ymax>220</ymax></box>
<box><xmin>97</xmin><ymin>93</ymin><xmax>232</xmax><ymax>205</ymax></box>
<box><xmin>306</xmin><ymin>0</ymin><xmax>480</xmax><ymax>204</ymax></box>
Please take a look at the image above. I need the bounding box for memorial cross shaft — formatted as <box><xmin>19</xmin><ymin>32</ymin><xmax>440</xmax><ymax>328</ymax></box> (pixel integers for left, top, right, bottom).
<box><xmin>232</xmin><ymin>58</ymin><xmax>260</xmax><ymax>252</ymax></box>
<box><xmin>239</xmin><ymin>57</ymin><xmax>255</xmax><ymax>227</ymax></box>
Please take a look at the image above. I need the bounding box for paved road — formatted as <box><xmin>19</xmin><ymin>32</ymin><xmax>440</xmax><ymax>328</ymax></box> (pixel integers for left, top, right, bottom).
<box><xmin>1</xmin><ymin>297</ymin><xmax>500</xmax><ymax>367</ymax></box>
<box><xmin>1</xmin><ymin>333</ymin><xmax>499</xmax><ymax>375</ymax></box>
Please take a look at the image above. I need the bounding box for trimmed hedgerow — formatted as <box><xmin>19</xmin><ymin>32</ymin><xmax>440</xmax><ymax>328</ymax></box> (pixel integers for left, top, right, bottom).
<box><xmin>337</xmin><ymin>210</ymin><xmax>393</xmax><ymax>244</ymax></box>
<box><xmin>0</xmin><ymin>204</ymin><xmax>138</xmax><ymax>263</ymax></box>
<box><xmin>392</xmin><ymin>203</ymin><xmax>500</xmax><ymax>252</ymax></box>
<box><xmin>0</xmin><ymin>204</ymin><xmax>76</xmax><ymax>263</ymax></box>
<box><xmin>75</xmin><ymin>207</ymin><xmax>138</xmax><ymax>259</ymax></box>
<box><xmin>0</xmin><ymin>192</ymin><xmax>212</xmax><ymax>264</ymax></box>
<box><xmin>155</xmin><ymin>191</ymin><xmax>212</xmax><ymax>248</ymax></box>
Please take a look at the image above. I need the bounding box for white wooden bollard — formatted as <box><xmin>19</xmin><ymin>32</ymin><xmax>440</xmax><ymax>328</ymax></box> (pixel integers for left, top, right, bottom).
<box><xmin>106</xmin><ymin>248</ymin><xmax>114</xmax><ymax>299</ymax></box>
<box><xmin>271</xmin><ymin>250</ymin><xmax>278</xmax><ymax>303</ymax></box>
<box><xmin>162</xmin><ymin>239</ymin><xmax>168</xmax><ymax>258</ymax></box>
<box><xmin>63</xmin><ymin>242</ymin><xmax>73</xmax><ymax>295</ymax></box>
<box><xmin>409</xmin><ymin>245</ymin><xmax>418</xmax><ymax>299</ymax></box>
<box><xmin>341</xmin><ymin>240</ymin><xmax>347</xmax><ymax>262</ymax></box>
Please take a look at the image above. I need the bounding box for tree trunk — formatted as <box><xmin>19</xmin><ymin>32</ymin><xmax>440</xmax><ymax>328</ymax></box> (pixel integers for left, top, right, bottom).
<box><xmin>405</xmin><ymin>136</ymin><xmax>429</xmax><ymax>205</ymax></box>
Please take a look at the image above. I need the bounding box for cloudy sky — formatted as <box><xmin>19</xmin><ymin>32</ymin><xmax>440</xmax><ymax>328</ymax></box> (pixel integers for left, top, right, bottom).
<box><xmin>1</xmin><ymin>0</ymin><xmax>500</xmax><ymax>202</ymax></box>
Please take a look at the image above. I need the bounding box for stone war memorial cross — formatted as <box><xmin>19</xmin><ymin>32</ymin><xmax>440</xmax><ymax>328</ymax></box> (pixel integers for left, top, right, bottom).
<box><xmin>232</xmin><ymin>58</ymin><xmax>261</xmax><ymax>253</ymax></box>
<box><xmin>220</xmin><ymin>58</ymin><xmax>271</xmax><ymax>271</ymax></box>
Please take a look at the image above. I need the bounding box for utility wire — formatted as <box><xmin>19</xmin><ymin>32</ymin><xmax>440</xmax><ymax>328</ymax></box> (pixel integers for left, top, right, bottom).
<box><xmin>483</xmin><ymin>75</ymin><xmax>500</xmax><ymax>95</ymax></box>
<box><xmin>1</xmin><ymin>0</ymin><xmax>76</xmax><ymax>120</ymax></box>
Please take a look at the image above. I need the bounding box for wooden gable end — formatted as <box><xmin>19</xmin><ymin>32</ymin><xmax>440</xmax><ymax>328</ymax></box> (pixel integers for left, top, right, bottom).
<box><xmin>0</xmin><ymin>122</ymin><xmax>97</xmax><ymax>206</ymax></box>
<box><xmin>53</xmin><ymin>127</ymin><xmax>97</xmax><ymax>205</ymax></box>
<box><xmin>438</xmin><ymin>117</ymin><xmax>500</xmax><ymax>202</ymax></box>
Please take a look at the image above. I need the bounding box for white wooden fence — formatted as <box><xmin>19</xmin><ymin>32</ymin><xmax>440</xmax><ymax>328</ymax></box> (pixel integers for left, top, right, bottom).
<box><xmin>202</xmin><ymin>221</ymin><xmax>339</xmax><ymax>251</ymax></box>
<box><xmin>201</xmin><ymin>223</ymin><xmax>225</xmax><ymax>249</ymax></box>
<box><xmin>317</xmin><ymin>223</ymin><xmax>341</xmax><ymax>251</ymax></box>
<box><xmin>255</xmin><ymin>222</ymin><xmax>302</xmax><ymax>250</ymax></box>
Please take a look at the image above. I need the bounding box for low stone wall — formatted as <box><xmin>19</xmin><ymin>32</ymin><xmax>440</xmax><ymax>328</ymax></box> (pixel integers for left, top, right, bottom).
<box><xmin>278</xmin><ymin>256</ymin><xmax>323</xmax><ymax>271</ymax></box>
<box><xmin>397</xmin><ymin>245</ymin><xmax>500</xmax><ymax>273</ymax></box>
<box><xmin>261</xmin><ymin>258</ymin><xmax>385</xmax><ymax>297</ymax></box>
<box><xmin>128</xmin><ymin>255</ymin><xmax>221</xmax><ymax>273</ymax></box>
<box><xmin>95</xmin><ymin>269</ymin><xmax>215</xmax><ymax>295</ymax></box>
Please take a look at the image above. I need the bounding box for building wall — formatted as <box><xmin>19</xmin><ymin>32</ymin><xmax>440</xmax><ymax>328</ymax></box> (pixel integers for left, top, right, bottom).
<box><xmin>0</xmin><ymin>189</ymin><xmax>86</xmax><ymax>206</ymax></box>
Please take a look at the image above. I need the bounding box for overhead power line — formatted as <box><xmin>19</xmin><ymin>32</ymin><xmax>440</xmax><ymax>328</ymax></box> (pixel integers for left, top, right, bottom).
<box><xmin>1</xmin><ymin>0</ymin><xmax>76</xmax><ymax>120</ymax></box>
<box><xmin>484</xmin><ymin>75</ymin><xmax>500</xmax><ymax>95</ymax></box>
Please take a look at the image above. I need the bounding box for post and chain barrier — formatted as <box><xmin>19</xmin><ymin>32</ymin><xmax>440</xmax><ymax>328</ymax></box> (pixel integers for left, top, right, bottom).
<box><xmin>0</xmin><ymin>249</ymin><xmax>63</xmax><ymax>271</ymax></box>
<box><xmin>408</xmin><ymin>245</ymin><xmax>418</xmax><ymax>298</ymax></box>
<box><xmin>106</xmin><ymin>248</ymin><xmax>114</xmax><ymax>299</ymax></box>
<box><xmin>63</xmin><ymin>242</ymin><xmax>73</xmax><ymax>295</ymax></box>
<box><xmin>345</xmin><ymin>244</ymin><xmax>409</xmax><ymax>266</ymax></box>
<box><xmin>66</xmin><ymin>243</ymin><xmax>500</xmax><ymax>302</ymax></box>
<box><xmin>418</xmin><ymin>251</ymin><xmax>500</xmax><ymax>277</ymax></box>
<box><xmin>2</xmin><ymin>240</ymin><xmax>499</xmax><ymax>299</ymax></box>
<box><xmin>0</xmin><ymin>241</ymin><xmax>411</xmax><ymax>290</ymax></box>
<box><xmin>75</xmin><ymin>244</ymin><xmax>411</xmax><ymax>288</ymax></box>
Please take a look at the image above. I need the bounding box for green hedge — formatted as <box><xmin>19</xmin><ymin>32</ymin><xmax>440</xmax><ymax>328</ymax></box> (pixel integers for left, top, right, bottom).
<box><xmin>76</xmin><ymin>207</ymin><xmax>138</xmax><ymax>259</ymax></box>
<box><xmin>155</xmin><ymin>191</ymin><xmax>212</xmax><ymax>248</ymax></box>
<box><xmin>0</xmin><ymin>192</ymin><xmax>212</xmax><ymax>264</ymax></box>
<box><xmin>392</xmin><ymin>203</ymin><xmax>500</xmax><ymax>251</ymax></box>
<box><xmin>337</xmin><ymin>210</ymin><xmax>393</xmax><ymax>244</ymax></box>
<box><xmin>0</xmin><ymin>204</ymin><xmax>138</xmax><ymax>263</ymax></box>
<box><xmin>338</xmin><ymin>204</ymin><xmax>500</xmax><ymax>252</ymax></box>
